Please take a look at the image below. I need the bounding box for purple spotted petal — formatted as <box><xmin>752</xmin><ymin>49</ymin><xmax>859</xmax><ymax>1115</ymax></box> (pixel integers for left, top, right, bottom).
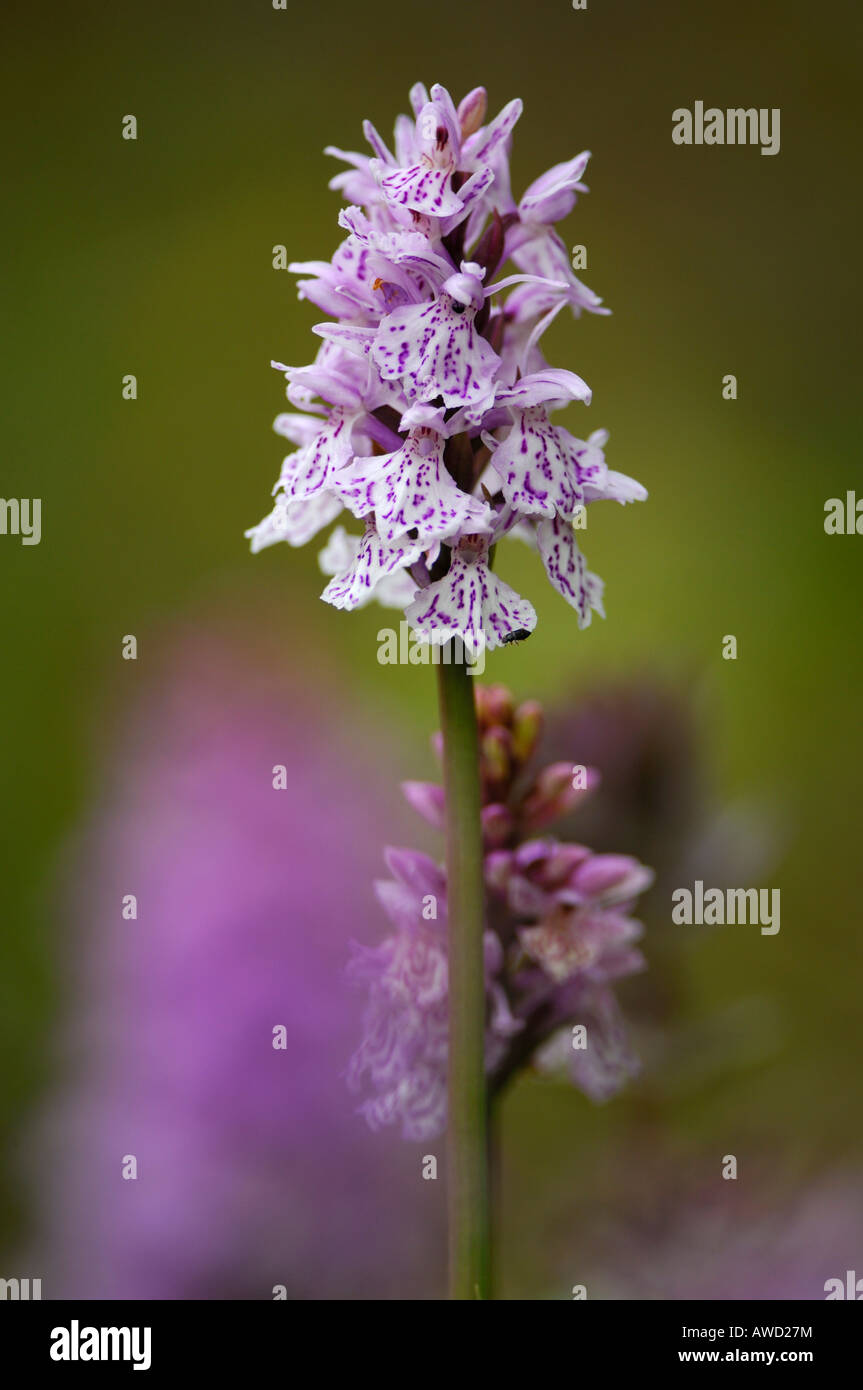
<box><xmin>405</xmin><ymin>545</ymin><xmax>536</xmax><ymax>653</ymax></box>
<box><xmin>585</xmin><ymin>469</ymin><xmax>648</xmax><ymax>505</ymax></box>
<box><xmin>245</xmin><ymin>489</ymin><xmax>342</xmax><ymax>553</ymax></box>
<box><xmin>372</xmin><ymin>298</ymin><xmax>500</xmax><ymax>408</ymax></box>
<box><xmin>277</xmin><ymin>407</ymin><xmax>359</xmax><ymax>503</ymax></box>
<box><xmin>335</xmin><ymin>428</ymin><xmax>491</xmax><ymax>545</ymax></box>
<box><xmin>320</xmin><ymin>521</ymin><xmax>422</xmax><ymax>611</ymax></box>
<box><xmin>440</xmin><ymin>170</ymin><xmax>496</xmax><ymax>241</ymax></box>
<box><xmin>375</xmin><ymin>97</ymin><xmax>462</xmax><ymax>218</ymax></box>
<box><xmin>462</xmin><ymin>97</ymin><xmax>523</xmax><ymax>169</ymax></box>
<box><xmin>488</xmin><ymin>408</ymin><xmax>604</xmax><ymax>519</ymax></box>
<box><xmin>379</xmin><ymin>161</ymin><xmax>462</xmax><ymax>218</ymax></box>
<box><xmin>536</xmin><ymin>515</ymin><xmax>605</xmax><ymax>627</ymax></box>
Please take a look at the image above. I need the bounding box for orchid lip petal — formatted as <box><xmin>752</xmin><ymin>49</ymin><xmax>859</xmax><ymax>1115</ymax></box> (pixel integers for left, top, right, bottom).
<box><xmin>406</xmin><ymin>543</ymin><xmax>537</xmax><ymax>653</ymax></box>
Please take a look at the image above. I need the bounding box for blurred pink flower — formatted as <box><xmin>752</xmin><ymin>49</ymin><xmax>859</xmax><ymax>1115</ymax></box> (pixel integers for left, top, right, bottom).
<box><xmin>31</xmin><ymin>629</ymin><xmax>443</xmax><ymax>1299</ymax></box>
<box><xmin>583</xmin><ymin>1160</ymin><xmax>863</xmax><ymax>1301</ymax></box>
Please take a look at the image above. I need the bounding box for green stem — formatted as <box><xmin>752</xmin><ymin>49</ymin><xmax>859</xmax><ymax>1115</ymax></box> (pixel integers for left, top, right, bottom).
<box><xmin>437</xmin><ymin>653</ymin><xmax>490</xmax><ymax>1300</ymax></box>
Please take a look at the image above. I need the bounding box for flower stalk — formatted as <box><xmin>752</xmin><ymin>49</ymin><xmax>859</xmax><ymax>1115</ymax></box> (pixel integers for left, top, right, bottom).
<box><xmin>436</xmin><ymin>653</ymin><xmax>490</xmax><ymax>1300</ymax></box>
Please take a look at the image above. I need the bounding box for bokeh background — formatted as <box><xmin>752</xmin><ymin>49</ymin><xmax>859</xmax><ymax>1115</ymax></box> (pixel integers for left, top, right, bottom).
<box><xmin>2</xmin><ymin>0</ymin><xmax>861</xmax><ymax>1297</ymax></box>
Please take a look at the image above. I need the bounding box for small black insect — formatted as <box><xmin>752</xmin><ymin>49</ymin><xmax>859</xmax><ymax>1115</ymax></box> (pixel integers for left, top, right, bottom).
<box><xmin>501</xmin><ymin>629</ymin><xmax>531</xmax><ymax>645</ymax></box>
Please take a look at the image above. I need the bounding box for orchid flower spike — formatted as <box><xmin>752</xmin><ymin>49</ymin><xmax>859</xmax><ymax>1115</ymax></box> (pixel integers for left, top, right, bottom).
<box><xmin>246</xmin><ymin>82</ymin><xmax>647</xmax><ymax>658</ymax></box>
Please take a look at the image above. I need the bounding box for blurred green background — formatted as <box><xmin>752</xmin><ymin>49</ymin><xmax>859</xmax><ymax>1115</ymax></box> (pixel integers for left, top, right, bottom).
<box><xmin>2</xmin><ymin>0</ymin><xmax>861</xmax><ymax>1293</ymax></box>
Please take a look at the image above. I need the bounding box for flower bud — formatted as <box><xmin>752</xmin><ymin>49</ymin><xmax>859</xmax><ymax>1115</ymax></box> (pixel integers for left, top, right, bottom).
<box><xmin>457</xmin><ymin>86</ymin><xmax>487</xmax><ymax>139</ymax></box>
<box><xmin>521</xmin><ymin>761</ymin><xmax>598</xmax><ymax>830</ymax></box>
<box><xmin>481</xmin><ymin>725</ymin><xmax>512</xmax><ymax>792</ymax></box>
<box><xmin>477</xmin><ymin>683</ymin><xmax>515</xmax><ymax>730</ymax></box>
<box><xmin>572</xmin><ymin>854</ymin><xmax>654</xmax><ymax>903</ymax></box>
<box><xmin>511</xmin><ymin>699</ymin><xmax>543</xmax><ymax>766</ymax></box>
<box><xmin>481</xmin><ymin>803</ymin><xmax>515</xmax><ymax>848</ymax></box>
<box><xmin>484</xmin><ymin>849</ymin><xmax>514</xmax><ymax>893</ymax></box>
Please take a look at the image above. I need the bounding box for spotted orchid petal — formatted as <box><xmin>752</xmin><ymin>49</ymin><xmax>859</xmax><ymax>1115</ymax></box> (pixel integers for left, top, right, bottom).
<box><xmin>372</xmin><ymin>296</ymin><xmax>500</xmax><ymax>408</ymax></box>
<box><xmin>536</xmin><ymin>515</ymin><xmax>605</xmax><ymax>627</ymax></box>
<box><xmin>320</xmin><ymin>522</ymin><xmax>421</xmax><ymax>611</ymax></box>
<box><xmin>246</xmin><ymin>488</ymin><xmax>342</xmax><ymax>553</ymax></box>
<box><xmin>335</xmin><ymin>427</ymin><xmax>492</xmax><ymax>545</ymax></box>
<box><xmin>585</xmin><ymin>469</ymin><xmax>649</xmax><ymax>505</ymax></box>
<box><xmin>376</xmin><ymin>98</ymin><xmax>462</xmax><ymax>218</ymax></box>
<box><xmin>462</xmin><ymin>97</ymin><xmax>523</xmax><ymax>170</ymax></box>
<box><xmin>486</xmin><ymin>408</ymin><xmax>606</xmax><ymax>519</ymax></box>
<box><xmin>405</xmin><ymin>543</ymin><xmax>536</xmax><ymax>653</ymax></box>
<box><xmin>275</xmin><ymin>406</ymin><xmax>363</xmax><ymax>503</ymax></box>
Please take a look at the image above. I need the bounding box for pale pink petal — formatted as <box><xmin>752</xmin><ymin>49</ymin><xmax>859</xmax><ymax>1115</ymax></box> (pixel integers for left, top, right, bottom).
<box><xmin>462</xmin><ymin>98</ymin><xmax>522</xmax><ymax>169</ymax></box>
<box><xmin>278</xmin><ymin>407</ymin><xmax>358</xmax><ymax>503</ymax></box>
<box><xmin>536</xmin><ymin>515</ymin><xmax>605</xmax><ymax>627</ymax></box>
<box><xmin>320</xmin><ymin>522</ymin><xmax>422</xmax><ymax>611</ymax></box>
<box><xmin>488</xmin><ymin>409</ymin><xmax>602</xmax><ymax>519</ymax></box>
<box><xmin>336</xmin><ymin>429</ymin><xmax>491</xmax><ymax>544</ymax></box>
<box><xmin>372</xmin><ymin>299</ymin><xmax>500</xmax><ymax>409</ymax></box>
<box><xmin>245</xmin><ymin>489</ymin><xmax>341</xmax><ymax>553</ymax></box>
<box><xmin>405</xmin><ymin>546</ymin><xmax>536</xmax><ymax>653</ymax></box>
